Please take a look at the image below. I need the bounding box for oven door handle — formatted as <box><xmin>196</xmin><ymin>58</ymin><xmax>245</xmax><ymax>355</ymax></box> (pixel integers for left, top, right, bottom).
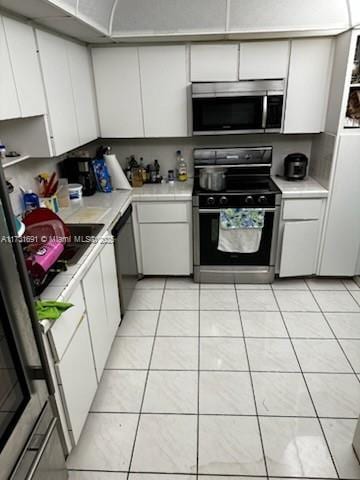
<box><xmin>199</xmin><ymin>208</ymin><xmax>276</xmax><ymax>213</ymax></box>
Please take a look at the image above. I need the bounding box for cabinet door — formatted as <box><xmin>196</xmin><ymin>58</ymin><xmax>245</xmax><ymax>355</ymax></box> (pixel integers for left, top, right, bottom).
<box><xmin>191</xmin><ymin>44</ymin><xmax>238</xmax><ymax>82</ymax></box>
<box><xmin>139</xmin><ymin>46</ymin><xmax>188</xmax><ymax>137</ymax></box>
<box><xmin>99</xmin><ymin>242</ymin><xmax>122</xmax><ymax>338</ymax></box>
<box><xmin>56</xmin><ymin>314</ymin><xmax>97</xmax><ymax>445</ymax></box>
<box><xmin>92</xmin><ymin>47</ymin><xmax>144</xmax><ymax>138</ymax></box>
<box><xmin>82</xmin><ymin>256</ymin><xmax>111</xmax><ymax>381</ymax></box>
<box><xmin>36</xmin><ymin>30</ymin><xmax>79</xmax><ymax>155</ymax></box>
<box><xmin>279</xmin><ymin>220</ymin><xmax>321</xmax><ymax>277</ymax></box>
<box><xmin>239</xmin><ymin>41</ymin><xmax>289</xmax><ymax>80</ymax></box>
<box><xmin>3</xmin><ymin>17</ymin><xmax>46</xmax><ymax>117</ymax></box>
<box><xmin>0</xmin><ymin>17</ymin><xmax>20</xmax><ymax>120</ymax></box>
<box><xmin>48</xmin><ymin>284</ymin><xmax>86</xmax><ymax>362</ymax></box>
<box><xmin>284</xmin><ymin>38</ymin><xmax>333</xmax><ymax>133</ymax></box>
<box><xmin>140</xmin><ymin>223</ymin><xmax>191</xmax><ymax>275</ymax></box>
<box><xmin>66</xmin><ymin>41</ymin><xmax>98</xmax><ymax>145</ymax></box>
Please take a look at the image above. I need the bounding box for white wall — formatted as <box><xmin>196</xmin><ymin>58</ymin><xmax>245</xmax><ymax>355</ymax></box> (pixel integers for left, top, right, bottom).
<box><xmin>5</xmin><ymin>156</ymin><xmax>61</xmax><ymax>215</ymax></box>
<box><xmin>99</xmin><ymin>134</ymin><xmax>313</xmax><ymax>178</ymax></box>
<box><xmin>309</xmin><ymin>132</ymin><xmax>336</xmax><ymax>189</ymax></box>
<box><xmin>6</xmin><ymin>133</ymin><xmax>313</xmax><ymax>216</ymax></box>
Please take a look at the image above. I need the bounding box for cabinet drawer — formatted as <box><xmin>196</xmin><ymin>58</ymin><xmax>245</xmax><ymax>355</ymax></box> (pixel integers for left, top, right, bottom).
<box><xmin>48</xmin><ymin>284</ymin><xmax>85</xmax><ymax>361</ymax></box>
<box><xmin>282</xmin><ymin>199</ymin><xmax>323</xmax><ymax>220</ymax></box>
<box><xmin>137</xmin><ymin>202</ymin><xmax>189</xmax><ymax>223</ymax></box>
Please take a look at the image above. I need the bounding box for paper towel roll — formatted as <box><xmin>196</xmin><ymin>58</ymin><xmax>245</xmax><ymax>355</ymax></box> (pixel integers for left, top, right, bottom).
<box><xmin>104</xmin><ymin>154</ymin><xmax>132</xmax><ymax>190</ymax></box>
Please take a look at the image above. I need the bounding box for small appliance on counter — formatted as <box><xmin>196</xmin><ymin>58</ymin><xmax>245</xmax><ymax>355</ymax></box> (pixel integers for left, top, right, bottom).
<box><xmin>61</xmin><ymin>157</ymin><xmax>97</xmax><ymax>196</ymax></box>
<box><xmin>283</xmin><ymin>153</ymin><xmax>308</xmax><ymax>181</ymax></box>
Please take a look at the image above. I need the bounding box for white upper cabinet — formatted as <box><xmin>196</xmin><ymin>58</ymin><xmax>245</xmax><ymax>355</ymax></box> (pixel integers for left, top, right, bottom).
<box><xmin>36</xmin><ymin>30</ymin><xmax>79</xmax><ymax>155</ymax></box>
<box><xmin>239</xmin><ymin>40</ymin><xmax>289</xmax><ymax>80</ymax></box>
<box><xmin>190</xmin><ymin>44</ymin><xmax>239</xmax><ymax>82</ymax></box>
<box><xmin>92</xmin><ymin>47</ymin><xmax>144</xmax><ymax>138</ymax></box>
<box><xmin>3</xmin><ymin>17</ymin><xmax>46</xmax><ymax>118</ymax></box>
<box><xmin>284</xmin><ymin>38</ymin><xmax>333</xmax><ymax>133</ymax></box>
<box><xmin>139</xmin><ymin>45</ymin><xmax>188</xmax><ymax>137</ymax></box>
<box><xmin>0</xmin><ymin>17</ymin><xmax>20</xmax><ymax>120</ymax></box>
<box><xmin>66</xmin><ymin>41</ymin><xmax>98</xmax><ymax>145</ymax></box>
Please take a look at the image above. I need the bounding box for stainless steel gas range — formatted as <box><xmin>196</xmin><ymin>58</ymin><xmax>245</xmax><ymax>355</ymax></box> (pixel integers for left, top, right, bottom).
<box><xmin>192</xmin><ymin>147</ymin><xmax>281</xmax><ymax>284</ymax></box>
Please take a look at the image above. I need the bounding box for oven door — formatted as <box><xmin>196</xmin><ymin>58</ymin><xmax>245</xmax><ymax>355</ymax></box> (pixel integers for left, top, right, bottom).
<box><xmin>197</xmin><ymin>208</ymin><xmax>275</xmax><ymax>266</ymax></box>
<box><xmin>192</xmin><ymin>95</ymin><xmax>265</xmax><ymax>134</ymax></box>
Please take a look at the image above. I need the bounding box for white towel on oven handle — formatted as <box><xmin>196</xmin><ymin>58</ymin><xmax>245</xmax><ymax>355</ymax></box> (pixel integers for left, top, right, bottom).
<box><xmin>218</xmin><ymin>228</ymin><xmax>262</xmax><ymax>253</ymax></box>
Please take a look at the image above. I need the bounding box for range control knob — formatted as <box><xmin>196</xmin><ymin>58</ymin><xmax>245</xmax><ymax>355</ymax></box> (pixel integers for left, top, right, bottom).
<box><xmin>245</xmin><ymin>195</ymin><xmax>255</xmax><ymax>205</ymax></box>
<box><xmin>219</xmin><ymin>196</ymin><xmax>229</xmax><ymax>206</ymax></box>
<box><xmin>207</xmin><ymin>196</ymin><xmax>216</xmax><ymax>206</ymax></box>
<box><xmin>258</xmin><ymin>195</ymin><xmax>268</xmax><ymax>205</ymax></box>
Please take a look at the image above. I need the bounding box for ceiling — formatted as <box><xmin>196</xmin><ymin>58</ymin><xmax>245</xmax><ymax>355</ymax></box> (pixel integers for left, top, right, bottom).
<box><xmin>0</xmin><ymin>0</ymin><xmax>359</xmax><ymax>44</ymax></box>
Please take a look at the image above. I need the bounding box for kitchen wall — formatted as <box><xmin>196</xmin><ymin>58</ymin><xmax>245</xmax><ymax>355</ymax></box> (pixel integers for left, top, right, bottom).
<box><xmin>98</xmin><ymin>134</ymin><xmax>314</xmax><ymax>178</ymax></box>
<box><xmin>6</xmin><ymin>133</ymin><xmax>315</xmax><ymax>216</ymax></box>
<box><xmin>5</xmin><ymin>156</ymin><xmax>61</xmax><ymax>215</ymax></box>
<box><xmin>309</xmin><ymin>132</ymin><xmax>337</xmax><ymax>189</ymax></box>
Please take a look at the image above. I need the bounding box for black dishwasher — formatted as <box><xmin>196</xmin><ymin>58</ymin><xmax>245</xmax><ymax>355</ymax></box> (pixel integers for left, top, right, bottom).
<box><xmin>112</xmin><ymin>205</ymin><xmax>138</xmax><ymax>316</ymax></box>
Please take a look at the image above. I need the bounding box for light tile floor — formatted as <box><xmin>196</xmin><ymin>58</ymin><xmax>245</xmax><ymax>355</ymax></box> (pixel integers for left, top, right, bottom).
<box><xmin>68</xmin><ymin>277</ymin><xmax>360</xmax><ymax>480</ymax></box>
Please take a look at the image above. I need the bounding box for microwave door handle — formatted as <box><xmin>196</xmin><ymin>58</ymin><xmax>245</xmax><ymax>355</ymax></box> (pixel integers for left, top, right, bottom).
<box><xmin>262</xmin><ymin>95</ymin><xmax>268</xmax><ymax>129</ymax></box>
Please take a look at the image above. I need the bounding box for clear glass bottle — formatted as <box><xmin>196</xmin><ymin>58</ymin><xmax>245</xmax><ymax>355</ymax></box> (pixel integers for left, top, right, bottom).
<box><xmin>176</xmin><ymin>150</ymin><xmax>188</xmax><ymax>182</ymax></box>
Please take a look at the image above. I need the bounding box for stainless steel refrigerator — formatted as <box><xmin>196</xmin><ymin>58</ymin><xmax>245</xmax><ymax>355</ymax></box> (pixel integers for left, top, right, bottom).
<box><xmin>0</xmin><ymin>166</ymin><xmax>67</xmax><ymax>479</ymax></box>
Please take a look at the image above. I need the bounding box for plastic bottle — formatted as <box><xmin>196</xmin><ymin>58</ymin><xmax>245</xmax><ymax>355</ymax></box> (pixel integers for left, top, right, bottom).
<box><xmin>23</xmin><ymin>190</ymin><xmax>40</xmax><ymax>213</ymax></box>
<box><xmin>176</xmin><ymin>150</ymin><xmax>188</xmax><ymax>182</ymax></box>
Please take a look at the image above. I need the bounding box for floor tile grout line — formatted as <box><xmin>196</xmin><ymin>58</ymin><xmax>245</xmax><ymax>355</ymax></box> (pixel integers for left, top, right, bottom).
<box><xmin>348</xmin><ymin>289</ymin><xmax>360</xmax><ymax>309</ymax></box>
<box><xmin>270</xmin><ymin>284</ymin><xmax>340</xmax><ymax>479</ymax></box>
<box><xmin>103</xmin><ymin>367</ymin><xmax>359</xmax><ymax>375</ymax></box>
<box><xmin>125</xmin><ymin>287</ymin><xmax>166</xmax><ymax>480</ymax></box>
<box><xmin>306</xmin><ymin>289</ymin><xmax>360</xmax><ymax>384</ymax></box>
<box><xmin>118</xmin><ymin>334</ymin><xmax>360</xmax><ymax>340</ymax></box>
<box><xmin>68</xmin><ymin>463</ymin><xmax>355</xmax><ymax>478</ymax></box>
<box><xmin>236</xmin><ymin>290</ymin><xmax>270</xmax><ymax>478</ymax></box>
<box><xmin>87</xmin><ymin>410</ymin><xmax>360</xmax><ymax>420</ymax></box>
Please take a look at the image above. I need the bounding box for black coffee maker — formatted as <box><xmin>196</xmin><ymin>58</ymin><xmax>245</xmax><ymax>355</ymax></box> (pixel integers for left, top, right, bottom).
<box><xmin>61</xmin><ymin>157</ymin><xmax>97</xmax><ymax>196</ymax></box>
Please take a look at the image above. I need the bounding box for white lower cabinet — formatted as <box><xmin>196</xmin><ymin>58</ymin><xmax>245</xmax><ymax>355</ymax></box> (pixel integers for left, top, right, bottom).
<box><xmin>134</xmin><ymin>201</ymin><xmax>192</xmax><ymax>275</ymax></box>
<box><xmin>140</xmin><ymin>223</ymin><xmax>191</xmax><ymax>275</ymax></box>
<box><xmin>45</xmin><ymin>235</ymin><xmax>121</xmax><ymax>449</ymax></box>
<box><xmin>55</xmin><ymin>314</ymin><xmax>97</xmax><ymax>445</ymax></box>
<box><xmin>99</xmin><ymin>242</ymin><xmax>122</xmax><ymax>339</ymax></box>
<box><xmin>82</xmin><ymin>256</ymin><xmax>110</xmax><ymax>381</ymax></box>
<box><xmin>277</xmin><ymin>198</ymin><xmax>326</xmax><ymax>277</ymax></box>
<box><xmin>279</xmin><ymin>220</ymin><xmax>321</xmax><ymax>277</ymax></box>
<box><xmin>82</xmin><ymin>243</ymin><xmax>121</xmax><ymax>381</ymax></box>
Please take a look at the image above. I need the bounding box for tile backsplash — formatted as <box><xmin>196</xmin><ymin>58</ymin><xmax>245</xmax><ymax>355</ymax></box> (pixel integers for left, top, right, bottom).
<box><xmin>98</xmin><ymin>134</ymin><xmax>314</xmax><ymax>178</ymax></box>
<box><xmin>6</xmin><ymin>133</ymin><xmax>316</xmax><ymax>216</ymax></box>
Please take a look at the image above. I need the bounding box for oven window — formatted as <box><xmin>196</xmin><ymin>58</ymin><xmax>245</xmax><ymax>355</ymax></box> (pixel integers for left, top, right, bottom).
<box><xmin>0</xmin><ymin>292</ymin><xmax>30</xmax><ymax>452</ymax></box>
<box><xmin>193</xmin><ymin>96</ymin><xmax>264</xmax><ymax>132</ymax></box>
<box><xmin>199</xmin><ymin>210</ymin><xmax>274</xmax><ymax>266</ymax></box>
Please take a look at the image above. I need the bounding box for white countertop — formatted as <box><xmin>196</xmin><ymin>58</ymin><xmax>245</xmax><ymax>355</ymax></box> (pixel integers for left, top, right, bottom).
<box><xmin>58</xmin><ymin>189</ymin><xmax>132</xmax><ymax>227</ymax></box>
<box><xmin>272</xmin><ymin>176</ymin><xmax>328</xmax><ymax>199</ymax></box>
<box><xmin>39</xmin><ymin>189</ymin><xmax>132</xmax><ymax>332</ymax></box>
<box><xmin>132</xmin><ymin>179</ymin><xmax>193</xmax><ymax>201</ymax></box>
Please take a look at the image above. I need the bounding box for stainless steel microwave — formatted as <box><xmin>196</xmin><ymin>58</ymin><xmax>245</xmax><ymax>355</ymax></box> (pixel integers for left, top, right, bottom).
<box><xmin>192</xmin><ymin>80</ymin><xmax>284</xmax><ymax>135</ymax></box>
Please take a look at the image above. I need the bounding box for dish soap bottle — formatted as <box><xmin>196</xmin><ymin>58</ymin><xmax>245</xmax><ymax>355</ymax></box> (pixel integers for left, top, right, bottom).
<box><xmin>176</xmin><ymin>150</ymin><xmax>188</xmax><ymax>182</ymax></box>
<box><xmin>23</xmin><ymin>190</ymin><xmax>40</xmax><ymax>213</ymax></box>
